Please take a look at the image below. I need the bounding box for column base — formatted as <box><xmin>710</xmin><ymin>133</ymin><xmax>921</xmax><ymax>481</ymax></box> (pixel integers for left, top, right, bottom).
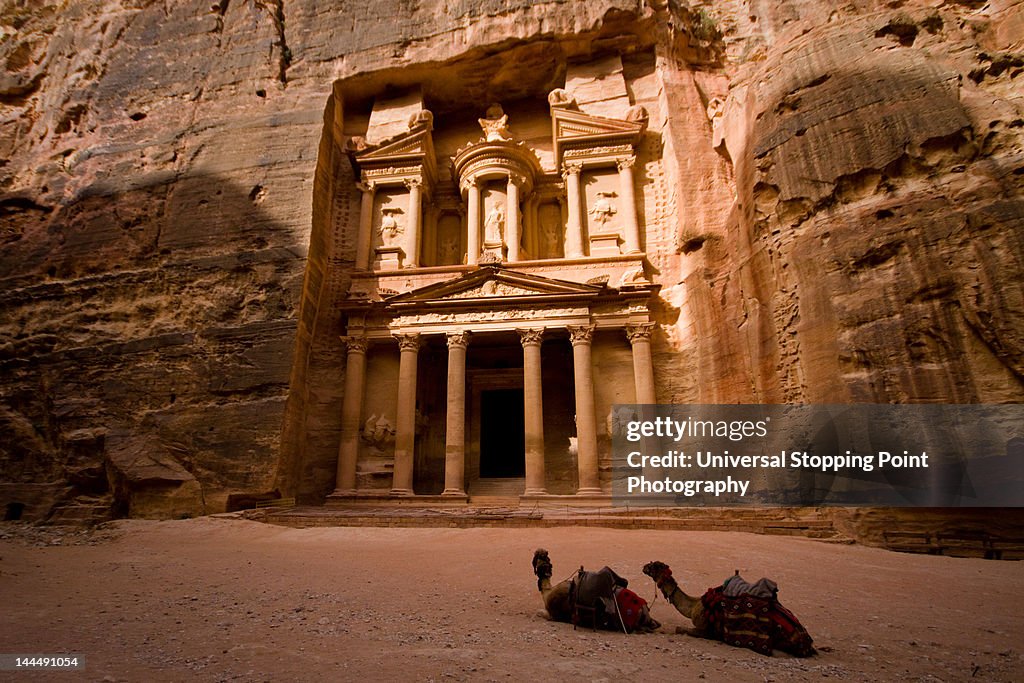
<box><xmin>329</xmin><ymin>488</ymin><xmax>357</xmax><ymax>497</ymax></box>
<box><xmin>441</xmin><ymin>489</ymin><xmax>468</xmax><ymax>499</ymax></box>
<box><xmin>576</xmin><ymin>487</ymin><xmax>604</xmax><ymax>496</ymax></box>
<box><xmin>389</xmin><ymin>488</ymin><xmax>415</xmax><ymax>496</ymax></box>
<box><xmin>522</xmin><ymin>487</ymin><xmax>549</xmax><ymax>496</ymax></box>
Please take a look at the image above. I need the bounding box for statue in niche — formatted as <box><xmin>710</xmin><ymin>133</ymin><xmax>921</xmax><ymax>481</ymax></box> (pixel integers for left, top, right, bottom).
<box><xmin>478</xmin><ymin>103</ymin><xmax>512</xmax><ymax>142</ymax></box>
<box><xmin>484</xmin><ymin>203</ymin><xmax>505</xmax><ymax>244</ymax></box>
<box><xmin>378</xmin><ymin>207</ymin><xmax>404</xmax><ymax>246</ymax></box>
<box><xmin>441</xmin><ymin>234</ymin><xmax>460</xmax><ymax>263</ymax></box>
<box><xmin>361</xmin><ymin>414</ymin><xmax>396</xmax><ymax>449</ymax></box>
<box><xmin>588</xmin><ymin>191</ymin><xmax>617</xmax><ymax>232</ymax></box>
<box><xmin>542</xmin><ymin>214</ymin><xmax>561</xmax><ymax>257</ymax></box>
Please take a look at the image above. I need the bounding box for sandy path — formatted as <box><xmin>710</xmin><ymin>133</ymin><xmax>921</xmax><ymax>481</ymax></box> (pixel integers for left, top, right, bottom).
<box><xmin>1</xmin><ymin>518</ymin><xmax>1022</xmax><ymax>682</ymax></box>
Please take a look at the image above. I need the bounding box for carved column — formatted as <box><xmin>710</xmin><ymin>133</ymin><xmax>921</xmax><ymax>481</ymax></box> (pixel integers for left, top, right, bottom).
<box><xmin>333</xmin><ymin>335</ymin><xmax>368</xmax><ymax>494</ymax></box>
<box><xmin>506</xmin><ymin>176</ymin><xmax>521</xmax><ymax>262</ymax></box>
<box><xmin>569</xmin><ymin>325</ymin><xmax>601</xmax><ymax>494</ymax></box>
<box><xmin>404</xmin><ymin>178</ymin><xmax>423</xmax><ymax>268</ymax></box>
<box><xmin>617</xmin><ymin>158</ymin><xmax>642</xmax><ymax>254</ymax></box>
<box><xmin>518</xmin><ymin>328</ymin><xmax>548</xmax><ymax>496</ymax></box>
<box><xmin>466</xmin><ymin>178</ymin><xmax>481</xmax><ymax>266</ymax></box>
<box><xmin>562</xmin><ymin>162</ymin><xmax>584</xmax><ymax>258</ymax></box>
<box><xmin>391</xmin><ymin>333</ymin><xmax>421</xmax><ymax>495</ymax></box>
<box><xmin>355</xmin><ymin>182</ymin><xmax>375</xmax><ymax>270</ymax></box>
<box><xmin>626</xmin><ymin>323</ymin><xmax>657</xmax><ymax>403</ymax></box>
<box><xmin>442</xmin><ymin>331</ymin><xmax>470</xmax><ymax>496</ymax></box>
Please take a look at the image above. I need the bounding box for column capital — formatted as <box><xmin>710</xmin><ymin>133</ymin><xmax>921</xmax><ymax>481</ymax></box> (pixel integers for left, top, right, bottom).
<box><xmin>394</xmin><ymin>333</ymin><xmax>421</xmax><ymax>352</ymax></box>
<box><xmin>517</xmin><ymin>328</ymin><xmax>544</xmax><ymax>347</ymax></box>
<box><xmin>356</xmin><ymin>180</ymin><xmax>376</xmax><ymax>194</ymax></box>
<box><xmin>460</xmin><ymin>175</ymin><xmax>480</xmax><ymax>194</ymax></box>
<box><xmin>561</xmin><ymin>161</ymin><xmax>583</xmax><ymax>179</ymax></box>
<box><xmin>616</xmin><ymin>157</ymin><xmax>636</xmax><ymax>172</ymax></box>
<box><xmin>341</xmin><ymin>335</ymin><xmax>369</xmax><ymax>353</ymax></box>
<box><xmin>625</xmin><ymin>323</ymin><xmax>656</xmax><ymax>343</ymax></box>
<box><xmin>446</xmin><ymin>331</ymin><xmax>471</xmax><ymax>349</ymax></box>
<box><xmin>568</xmin><ymin>324</ymin><xmax>595</xmax><ymax>346</ymax></box>
<box><xmin>404</xmin><ymin>176</ymin><xmax>423</xmax><ymax>190</ymax></box>
<box><xmin>506</xmin><ymin>173</ymin><xmax>527</xmax><ymax>191</ymax></box>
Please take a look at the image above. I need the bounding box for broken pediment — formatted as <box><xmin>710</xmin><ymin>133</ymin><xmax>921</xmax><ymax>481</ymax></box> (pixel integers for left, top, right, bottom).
<box><xmin>551</xmin><ymin>105</ymin><xmax>647</xmax><ymax>168</ymax></box>
<box><xmin>384</xmin><ymin>266</ymin><xmax>605</xmax><ymax>306</ymax></box>
<box><xmin>353</xmin><ymin>124</ymin><xmax>437</xmax><ymax>187</ymax></box>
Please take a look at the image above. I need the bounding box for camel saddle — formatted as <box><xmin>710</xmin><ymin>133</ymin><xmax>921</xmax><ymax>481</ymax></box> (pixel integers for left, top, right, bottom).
<box><xmin>570</xmin><ymin>566</ymin><xmax>643</xmax><ymax>632</ymax></box>
<box><xmin>701</xmin><ymin>587</ymin><xmax>816</xmax><ymax>657</ymax></box>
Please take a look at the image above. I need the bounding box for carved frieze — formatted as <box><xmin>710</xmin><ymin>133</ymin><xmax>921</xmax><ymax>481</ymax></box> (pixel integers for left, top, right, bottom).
<box><xmin>393</xmin><ymin>306</ymin><xmax>588</xmax><ymax>328</ymax></box>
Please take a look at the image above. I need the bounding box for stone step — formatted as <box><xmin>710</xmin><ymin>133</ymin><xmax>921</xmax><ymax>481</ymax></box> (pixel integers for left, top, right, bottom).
<box><xmin>258</xmin><ymin>505</ymin><xmax>847</xmax><ymax>541</ymax></box>
<box><xmin>47</xmin><ymin>504</ymin><xmax>113</xmax><ymax>525</ymax></box>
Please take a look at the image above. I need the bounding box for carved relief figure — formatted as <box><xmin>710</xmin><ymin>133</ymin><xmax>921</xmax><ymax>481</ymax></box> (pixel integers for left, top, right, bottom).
<box><xmin>588</xmin><ymin>191</ymin><xmax>617</xmax><ymax>232</ymax></box>
<box><xmin>441</xmin><ymin>235</ymin><xmax>460</xmax><ymax>263</ymax></box>
<box><xmin>484</xmin><ymin>204</ymin><xmax>505</xmax><ymax>243</ymax></box>
<box><xmin>362</xmin><ymin>414</ymin><xmax>396</xmax><ymax>449</ymax></box>
<box><xmin>478</xmin><ymin>103</ymin><xmax>512</xmax><ymax>142</ymax></box>
<box><xmin>379</xmin><ymin>208</ymin><xmax>404</xmax><ymax>246</ymax></box>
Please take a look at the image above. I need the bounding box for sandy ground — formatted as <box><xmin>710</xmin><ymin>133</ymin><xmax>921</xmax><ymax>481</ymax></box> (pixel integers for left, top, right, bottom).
<box><xmin>1</xmin><ymin>518</ymin><xmax>1022</xmax><ymax>682</ymax></box>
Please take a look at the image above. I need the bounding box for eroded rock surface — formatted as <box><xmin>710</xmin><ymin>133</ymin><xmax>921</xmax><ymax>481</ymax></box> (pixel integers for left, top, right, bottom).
<box><xmin>2</xmin><ymin>0</ymin><xmax>1021</xmax><ymax>518</ymax></box>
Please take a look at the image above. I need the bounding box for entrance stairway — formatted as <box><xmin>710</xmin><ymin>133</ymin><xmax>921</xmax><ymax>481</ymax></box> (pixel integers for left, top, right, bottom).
<box><xmin>256</xmin><ymin>503</ymin><xmax>851</xmax><ymax>542</ymax></box>
<box><xmin>467</xmin><ymin>477</ymin><xmax>524</xmax><ymax>507</ymax></box>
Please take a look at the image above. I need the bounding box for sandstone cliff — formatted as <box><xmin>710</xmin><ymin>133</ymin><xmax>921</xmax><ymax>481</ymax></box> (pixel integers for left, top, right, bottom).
<box><xmin>1</xmin><ymin>0</ymin><xmax>1021</xmax><ymax>519</ymax></box>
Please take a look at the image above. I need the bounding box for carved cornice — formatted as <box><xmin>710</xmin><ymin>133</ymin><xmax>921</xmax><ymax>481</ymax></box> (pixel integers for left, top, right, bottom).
<box><xmin>517</xmin><ymin>328</ymin><xmax>545</xmax><ymax>347</ymax></box>
<box><xmin>568</xmin><ymin>324</ymin><xmax>595</xmax><ymax>346</ymax></box>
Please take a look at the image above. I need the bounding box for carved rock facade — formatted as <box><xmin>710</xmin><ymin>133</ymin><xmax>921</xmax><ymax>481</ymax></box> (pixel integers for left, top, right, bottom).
<box><xmin>0</xmin><ymin>1</ymin><xmax>1021</xmax><ymax>516</ymax></box>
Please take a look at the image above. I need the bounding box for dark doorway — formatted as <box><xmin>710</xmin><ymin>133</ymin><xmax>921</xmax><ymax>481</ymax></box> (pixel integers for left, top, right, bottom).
<box><xmin>4</xmin><ymin>502</ymin><xmax>24</xmax><ymax>521</ymax></box>
<box><xmin>479</xmin><ymin>388</ymin><xmax>525</xmax><ymax>478</ymax></box>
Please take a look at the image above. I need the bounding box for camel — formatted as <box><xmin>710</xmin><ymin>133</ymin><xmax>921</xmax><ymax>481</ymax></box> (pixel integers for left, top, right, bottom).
<box><xmin>532</xmin><ymin>549</ymin><xmax>659</xmax><ymax>633</ymax></box>
<box><xmin>531</xmin><ymin>549</ymin><xmax>573</xmax><ymax>622</ymax></box>
<box><xmin>643</xmin><ymin>561</ymin><xmax>815</xmax><ymax>657</ymax></box>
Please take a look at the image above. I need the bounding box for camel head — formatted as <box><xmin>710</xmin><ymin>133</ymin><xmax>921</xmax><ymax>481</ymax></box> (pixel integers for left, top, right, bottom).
<box><xmin>532</xmin><ymin>548</ymin><xmax>553</xmax><ymax>591</ymax></box>
<box><xmin>642</xmin><ymin>561</ymin><xmax>672</xmax><ymax>583</ymax></box>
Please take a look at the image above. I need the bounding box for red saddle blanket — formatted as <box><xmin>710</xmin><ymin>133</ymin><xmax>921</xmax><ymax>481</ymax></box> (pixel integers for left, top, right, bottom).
<box><xmin>701</xmin><ymin>587</ymin><xmax>816</xmax><ymax>657</ymax></box>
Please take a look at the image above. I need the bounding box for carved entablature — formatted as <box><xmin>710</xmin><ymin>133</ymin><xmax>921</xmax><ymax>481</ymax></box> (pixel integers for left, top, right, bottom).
<box><xmin>452</xmin><ymin>140</ymin><xmax>542</xmax><ymax>196</ymax></box>
<box><xmin>339</xmin><ymin>266</ymin><xmax>660</xmax><ymax>338</ymax></box>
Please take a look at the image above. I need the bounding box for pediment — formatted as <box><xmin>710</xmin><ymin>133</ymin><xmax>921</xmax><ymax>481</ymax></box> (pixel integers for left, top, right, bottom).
<box><xmin>355</xmin><ymin>126</ymin><xmax>435</xmax><ymax>166</ymax></box>
<box><xmin>385</xmin><ymin>266</ymin><xmax>605</xmax><ymax>305</ymax></box>
<box><xmin>552</xmin><ymin>107</ymin><xmax>645</xmax><ymax>165</ymax></box>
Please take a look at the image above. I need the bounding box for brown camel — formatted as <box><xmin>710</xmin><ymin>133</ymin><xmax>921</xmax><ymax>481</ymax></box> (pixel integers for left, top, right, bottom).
<box><xmin>532</xmin><ymin>549</ymin><xmax>660</xmax><ymax>633</ymax></box>
<box><xmin>643</xmin><ymin>560</ymin><xmax>815</xmax><ymax>657</ymax></box>
<box><xmin>531</xmin><ymin>548</ymin><xmax>573</xmax><ymax>622</ymax></box>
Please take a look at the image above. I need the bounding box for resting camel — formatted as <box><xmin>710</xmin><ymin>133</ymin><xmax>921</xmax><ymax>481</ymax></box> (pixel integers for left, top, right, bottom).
<box><xmin>532</xmin><ymin>548</ymin><xmax>659</xmax><ymax>632</ymax></box>
<box><xmin>531</xmin><ymin>549</ymin><xmax>573</xmax><ymax>622</ymax></box>
<box><xmin>643</xmin><ymin>560</ymin><xmax>815</xmax><ymax>657</ymax></box>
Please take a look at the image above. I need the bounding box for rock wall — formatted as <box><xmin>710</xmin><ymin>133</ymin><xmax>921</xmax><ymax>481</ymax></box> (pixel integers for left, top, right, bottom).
<box><xmin>2</xmin><ymin>0</ymin><xmax>1021</xmax><ymax>519</ymax></box>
